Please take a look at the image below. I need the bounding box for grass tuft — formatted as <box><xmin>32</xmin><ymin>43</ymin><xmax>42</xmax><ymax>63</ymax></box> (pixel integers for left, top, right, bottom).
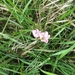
<box><xmin>0</xmin><ymin>0</ymin><xmax>75</xmax><ymax>75</ymax></box>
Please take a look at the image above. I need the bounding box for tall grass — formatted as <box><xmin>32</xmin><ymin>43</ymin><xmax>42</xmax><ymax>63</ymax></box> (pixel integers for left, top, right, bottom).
<box><xmin>0</xmin><ymin>0</ymin><xmax>75</xmax><ymax>75</ymax></box>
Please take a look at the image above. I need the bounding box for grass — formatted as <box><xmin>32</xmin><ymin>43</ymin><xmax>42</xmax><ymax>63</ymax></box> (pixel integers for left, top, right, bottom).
<box><xmin>0</xmin><ymin>0</ymin><xmax>75</xmax><ymax>75</ymax></box>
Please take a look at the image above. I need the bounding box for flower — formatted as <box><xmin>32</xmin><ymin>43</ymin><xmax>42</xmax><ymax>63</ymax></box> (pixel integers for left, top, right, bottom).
<box><xmin>32</xmin><ymin>29</ymin><xmax>50</xmax><ymax>43</ymax></box>
<box><xmin>32</xmin><ymin>29</ymin><xmax>41</xmax><ymax>38</ymax></box>
<box><xmin>39</xmin><ymin>31</ymin><xmax>50</xmax><ymax>43</ymax></box>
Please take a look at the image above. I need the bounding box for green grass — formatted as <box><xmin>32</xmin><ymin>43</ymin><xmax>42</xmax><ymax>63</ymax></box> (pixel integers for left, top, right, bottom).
<box><xmin>0</xmin><ymin>0</ymin><xmax>75</xmax><ymax>75</ymax></box>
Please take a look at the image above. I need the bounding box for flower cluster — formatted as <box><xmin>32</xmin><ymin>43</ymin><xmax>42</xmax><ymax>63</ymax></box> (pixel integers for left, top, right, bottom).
<box><xmin>32</xmin><ymin>29</ymin><xmax>50</xmax><ymax>43</ymax></box>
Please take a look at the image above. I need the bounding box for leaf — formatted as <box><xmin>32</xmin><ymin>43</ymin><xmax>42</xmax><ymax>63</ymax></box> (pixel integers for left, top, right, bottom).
<box><xmin>52</xmin><ymin>43</ymin><xmax>75</xmax><ymax>59</ymax></box>
<box><xmin>60</xmin><ymin>41</ymin><xmax>75</xmax><ymax>44</ymax></box>
<box><xmin>54</xmin><ymin>27</ymin><xmax>65</xmax><ymax>38</ymax></box>
<box><xmin>0</xmin><ymin>33</ymin><xmax>23</xmax><ymax>45</ymax></box>
<box><xmin>40</xmin><ymin>69</ymin><xmax>57</xmax><ymax>75</ymax></box>
<box><xmin>59</xmin><ymin>6</ymin><xmax>75</xmax><ymax>20</ymax></box>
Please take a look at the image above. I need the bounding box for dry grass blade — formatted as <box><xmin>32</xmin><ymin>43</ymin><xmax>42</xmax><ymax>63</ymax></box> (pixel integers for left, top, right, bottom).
<box><xmin>69</xmin><ymin>20</ymin><xmax>75</xmax><ymax>27</ymax></box>
<box><xmin>21</xmin><ymin>41</ymin><xmax>37</xmax><ymax>56</ymax></box>
<box><xmin>0</xmin><ymin>3</ymin><xmax>8</xmax><ymax>11</ymax></box>
<box><xmin>43</xmin><ymin>0</ymin><xmax>59</xmax><ymax>8</ymax></box>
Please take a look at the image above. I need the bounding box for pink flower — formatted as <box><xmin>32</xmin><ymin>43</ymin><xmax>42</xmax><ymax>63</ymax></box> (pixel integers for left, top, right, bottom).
<box><xmin>32</xmin><ymin>29</ymin><xmax>41</xmax><ymax>38</ymax></box>
<box><xmin>32</xmin><ymin>29</ymin><xmax>50</xmax><ymax>43</ymax></box>
<box><xmin>39</xmin><ymin>31</ymin><xmax>50</xmax><ymax>43</ymax></box>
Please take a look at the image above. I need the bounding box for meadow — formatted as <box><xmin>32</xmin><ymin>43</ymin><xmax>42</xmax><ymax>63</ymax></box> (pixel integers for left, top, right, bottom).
<box><xmin>0</xmin><ymin>0</ymin><xmax>75</xmax><ymax>75</ymax></box>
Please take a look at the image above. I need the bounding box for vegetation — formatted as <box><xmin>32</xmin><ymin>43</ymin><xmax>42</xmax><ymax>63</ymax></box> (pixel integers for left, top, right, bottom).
<box><xmin>0</xmin><ymin>0</ymin><xmax>75</xmax><ymax>75</ymax></box>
